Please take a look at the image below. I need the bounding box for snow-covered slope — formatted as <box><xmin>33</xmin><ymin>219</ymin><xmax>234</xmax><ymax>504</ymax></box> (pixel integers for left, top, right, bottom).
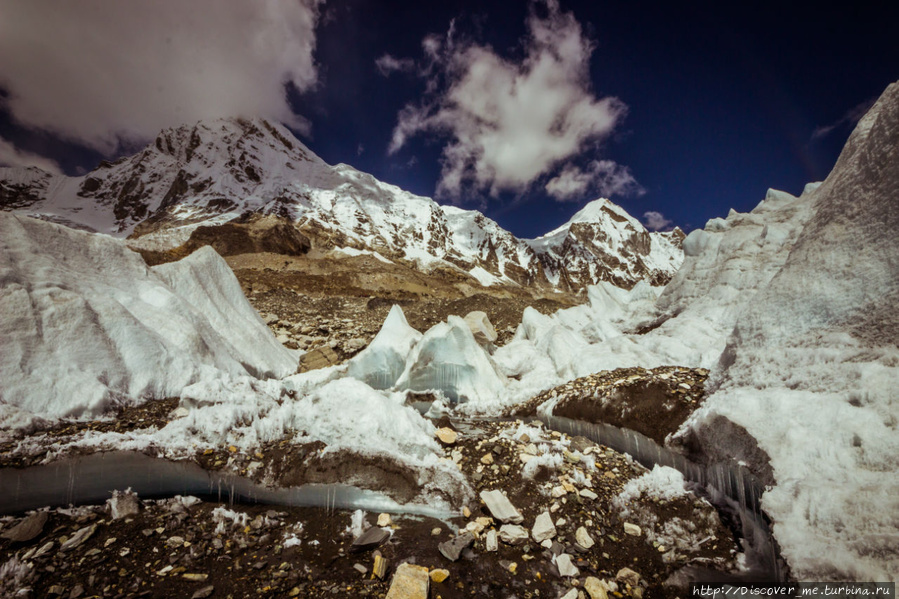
<box><xmin>0</xmin><ymin>212</ymin><xmax>297</xmax><ymax>424</ymax></box>
<box><xmin>1</xmin><ymin>118</ymin><xmax>682</xmax><ymax>291</ymax></box>
<box><xmin>686</xmin><ymin>81</ymin><xmax>899</xmax><ymax>581</ymax></box>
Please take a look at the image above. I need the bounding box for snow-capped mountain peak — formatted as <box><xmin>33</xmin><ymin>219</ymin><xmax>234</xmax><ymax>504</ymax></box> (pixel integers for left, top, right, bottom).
<box><xmin>526</xmin><ymin>198</ymin><xmax>684</xmax><ymax>289</ymax></box>
<box><xmin>1</xmin><ymin>117</ymin><xmax>683</xmax><ymax>291</ymax></box>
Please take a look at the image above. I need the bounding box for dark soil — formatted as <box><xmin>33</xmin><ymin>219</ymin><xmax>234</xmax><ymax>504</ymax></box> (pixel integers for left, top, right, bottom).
<box><xmin>509</xmin><ymin>367</ymin><xmax>710</xmax><ymax>446</ymax></box>
<box><xmin>1</xmin><ymin>420</ymin><xmax>740</xmax><ymax>599</ymax></box>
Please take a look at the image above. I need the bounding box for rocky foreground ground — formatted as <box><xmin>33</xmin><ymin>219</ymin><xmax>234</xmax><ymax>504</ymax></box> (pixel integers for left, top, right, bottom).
<box><xmin>1</xmin><ymin>414</ymin><xmax>743</xmax><ymax>599</ymax></box>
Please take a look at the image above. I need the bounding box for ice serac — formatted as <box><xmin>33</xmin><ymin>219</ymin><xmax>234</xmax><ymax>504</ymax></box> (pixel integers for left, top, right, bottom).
<box><xmin>0</xmin><ymin>213</ymin><xmax>297</xmax><ymax>423</ymax></box>
<box><xmin>689</xmin><ymin>81</ymin><xmax>899</xmax><ymax>581</ymax></box>
<box><xmin>396</xmin><ymin>316</ymin><xmax>506</xmax><ymax>404</ymax></box>
<box><xmin>347</xmin><ymin>305</ymin><xmax>422</xmax><ymax>389</ymax></box>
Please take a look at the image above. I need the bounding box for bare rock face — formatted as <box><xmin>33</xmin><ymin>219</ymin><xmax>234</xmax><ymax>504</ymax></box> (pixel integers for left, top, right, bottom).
<box><xmin>138</xmin><ymin>214</ymin><xmax>311</xmax><ymax>265</ymax></box>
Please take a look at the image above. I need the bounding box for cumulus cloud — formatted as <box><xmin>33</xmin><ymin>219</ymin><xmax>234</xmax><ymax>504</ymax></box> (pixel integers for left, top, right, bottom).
<box><xmin>0</xmin><ymin>137</ymin><xmax>63</xmax><ymax>175</ymax></box>
<box><xmin>0</xmin><ymin>0</ymin><xmax>322</xmax><ymax>154</ymax></box>
<box><xmin>643</xmin><ymin>211</ymin><xmax>673</xmax><ymax>231</ymax></box>
<box><xmin>388</xmin><ymin>0</ymin><xmax>628</xmax><ymax>200</ymax></box>
<box><xmin>545</xmin><ymin>160</ymin><xmax>642</xmax><ymax>201</ymax></box>
<box><xmin>375</xmin><ymin>54</ymin><xmax>416</xmax><ymax>76</ymax></box>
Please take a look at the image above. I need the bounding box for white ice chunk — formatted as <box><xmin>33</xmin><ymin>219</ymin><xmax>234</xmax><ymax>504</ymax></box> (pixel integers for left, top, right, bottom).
<box><xmin>396</xmin><ymin>316</ymin><xmax>505</xmax><ymax>404</ymax></box>
<box><xmin>347</xmin><ymin>305</ymin><xmax>421</xmax><ymax>389</ymax></box>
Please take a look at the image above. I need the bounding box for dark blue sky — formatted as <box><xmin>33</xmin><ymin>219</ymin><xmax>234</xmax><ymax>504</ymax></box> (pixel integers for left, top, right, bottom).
<box><xmin>2</xmin><ymin>0</ymin><xmax>897</xmax><ymax>238</ymax></box>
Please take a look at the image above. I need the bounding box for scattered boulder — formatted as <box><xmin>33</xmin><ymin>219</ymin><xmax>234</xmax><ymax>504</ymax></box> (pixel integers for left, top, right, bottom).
<box><xmin>532</xmin><ymin>511</ymin><xmax>557</xmax><ymax>543</ymax></box>
<box><xmin>479</xmin><ymin>490</ymin><xmax>524</xmax><ymax>523</ymax></box>
<box><xmin>298</xmin><ymin>346</ymin><xmax>340</xmax><ymax>373</ymax></box>
<box><xmin>385</xmin><ymin>562</ymin><xmax>429</xmax><ymax>599</ymax></box>
<box><xmin>435</xmin><ymin>428</ymin><xmax>458</xmax><ymax>445</ymax></box>
<box><xmin>191</xmin><ymin>583</ymin><xmax>215</xmax><ymax>597</ymax></box>
<box><xmin>372</xmin><ymin>554</ymin><xmax>389</xmax><ymax>580</ymax></box>
<box><xmin>107</xmin><ymin>489</ymin><xmax>140</xmax><ymax>520</ymax></box>
<box><xmin>575</xmin><ymin>526</ymin><xmax>595</xmax><ymax>549</ymax></box>
<box><xmin>1</xmin><ymin>511</ymin><xmax>48</xmax><ymax>542</ymax></box>
<box><xmin>616</xmin><ymin>567</ymin><xmax>641</xmax><ymax>587</ymax></box>
<box><xmin>463</xmin><ymin>311</ymin><xmax>498</xmax><ymax>348</ymax></box>
<box><xmin>498</xmin><ymin>524</ymin><xmax>529</xmax><ymax>546</ymax></box>
<box><xmin>555</xmin><ymin>553</ymin><xmax>579</xmax><ymax>577</ymax></box>
<box><xmin>585</xmin><ymin>577</ymin><xmax>610</xmax><ymax>599</ymax></box>
<box><xmin>351</xmin><ymin>527</ymin><xmax>390</xmax><ymax>553</ymax></box>
<box><xmin>485</xmin><ymin>529</ymin><xmax>498</xmax><ymax>552</ymax></box>
<box><xmin>429</xmin><ymin>568</ymin><xmax>450</xmax><ymax>583</ymax></box>
<box><xmin>438</xmin><ymin>532</ymin><xmax>474</xmax><ymax>561</ymax></box>
<box><xmin>60</xmin><ymin>524</ymin><xmax>96</xmax><ymax>552</ymax></box>
<box><xmin>377</xmin><ymin>513</ymin><xmax>392</xmax><ymax>527</ymax></box>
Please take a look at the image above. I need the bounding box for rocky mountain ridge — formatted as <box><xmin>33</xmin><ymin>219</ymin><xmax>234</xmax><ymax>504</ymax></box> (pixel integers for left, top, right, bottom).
<box><xmin>0</xmin><ymin>118</ymin><xmax>683</xmax><ymax>292</ymax></box>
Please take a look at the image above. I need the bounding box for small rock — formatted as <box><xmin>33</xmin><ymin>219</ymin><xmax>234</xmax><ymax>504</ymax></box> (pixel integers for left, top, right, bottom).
<box><xmin>169</xmin><ymin>407</ymin><xmax>190</xmax><ymax>420</ymax></box>
<box><xmin>354</xmin><ymin>563</ymin><xmax>368</xmax><ymax>575</ymax></box>
<box><xmin>556</xmin><ymin>553</ymin><xmax>579</xmax><ymax>577</ymax></box>
<box><xmin>498</xmin><ymin>524</ymin><xmax>529</xmax><ymax>545</ymax></box>
<box><xmin>352</xmin><ymin>527</ymin><xmax>391</xmax><ymax>552</ymax></box>
<box><xmin>298</xmin><ymin>346</ymin><xmax>340</xmax><ymax>373</ymax></box>
<box><xmin>48</xmin><ymin>586</ymin><xmax>65</xmax><ymax>596</ymax></box>
<box><xmin>60</xmin><ymin>524</ymin><xmax>96</xmax><ymax>552</ymax></box>
<box><xmin>69</xmin><ymin>584</ymin><xmax>85</xmax><ymax>599</ymax></box>
<box><xmin>579</xmin><ymin>488</ymin><xmax>598</xmax><ymax>501</ymax></box>
<box><xmin>377</xmin><ymin>513</ymin><xmax>392</xmax><ymax>527</ymax></box>
<box><xmin>463</xmin><ymin>311</ymin><xmax>498</xmax><ymax>347</ymax></box>
<box><xmin>575</xmin><ymin>527</ymin><xmax>595</xmax><ymax>549</ymax></box>
<box><xmin>436</xmin><ymin>428</ymin><xmax>458</xmax><ymax>445</ymax></box>
<box><xmin>560</xmin><ymin>589</ymin><xmax>579</xmax><ymax>599</ymax></box>
<box><xmin>485</xmin><ymin>529</ymin><xmax>498</xmax><ymax>552</ymax></box>
<box><xmin>623</xmin><ymin>522</ymin><xmax>642</xmax><ymax>537</ymax></box>
<box><xmin>479</xmin><ymin>490</ymin><xmax>524</xmax><ymax>523</ymax></box>
<box><xmin>563</xmin><ymin>450</ymin><xmax>580</xmax><ymax>464</ymax></box>
<box><xmin>615</xmin><ymin>567</ymin><xmax>641</xmax><ymax>588</ymax></box>
<box><xmin>191</xmin><ymin>586</ymin><xmax>215</xmax><ymax>599</ymax></box>
<box><xmin>531</xmin><ymin>511</ymin><xmax>557</xmax><ymax>543</ymax></box>
<box><xmin>480</xmin><ymin>452</ymin><xmax>494</xmax><ymax>465</ymax></box>
<box><xmin>584</xmin><ymin>577</ymin><xmax>609</xmax><ymax>599</ymax></box>
<box><xmin>372</xmin><ymin>554</ymin><xmax>388</xmax><ymax>580</ymax></box>
<box><xmin>462</xmin><ymin>506</ymin><xmax>471</xmax><ymax>518</ymax></box>
<box><xmin>431</xmin><ymin>527</ymin><xmax>442</xmax><ymax>536</ymax></box>
<box><xmin>182</xmin><ymin>573</ymin><xmax>208</xmax><ymax>582</ymax></box>
<box><xmin>429</xmin><ymin>568</ymin><xmax>450</xmax><ymax>583</ymax></box>
<box><xmin>1</xmin><ymin>511</ymin><xmax>48</xmax><ymax>542</ymax></box>
<box><xmin>551</xmin><ymin>485</ymin><xmax>568</xmax><ymax>498</ymax></box>
<box><xmin>438</xmin><ymin>532</ymin><xmax>474</xmax><ymax>562</ymax></box>
<box><xmin>385</xmin><ymin>562</ymin><xmax>429</xmax><ymax>599</ymax></box>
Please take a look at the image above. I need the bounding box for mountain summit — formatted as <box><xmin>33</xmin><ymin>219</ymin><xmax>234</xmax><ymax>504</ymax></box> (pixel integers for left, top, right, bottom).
<box><xmin>0</xmin><ymin>118</ymin><xmax>683</xmax><ymax>291</ymax></box>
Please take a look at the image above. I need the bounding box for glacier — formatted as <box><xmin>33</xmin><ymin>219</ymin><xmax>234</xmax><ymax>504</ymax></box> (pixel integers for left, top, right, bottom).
<box><xmin>0</xmin><ymin>212</ymin><xmax>297</xmax><ymax>425</ymax></box>
<box><xmin>347</xmin><ymin>304</ymin><xmax>422</xmax><ymax>390</ymax></box>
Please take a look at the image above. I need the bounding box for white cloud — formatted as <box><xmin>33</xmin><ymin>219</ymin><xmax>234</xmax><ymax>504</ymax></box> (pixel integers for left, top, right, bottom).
<box><xmin>375</xmin><ymin>54</ymin><xmax>416</xmax><ymax>76</ymax></box>
<box><xmin>0</xmin><ymin>137</ymin><xmax>63</xmax><ymax>175</ymax></box>
<box><xmin>388</xmin><ymin>0</ymin><xmax>628</xmax><ymax>200</ymax></box>
<box><xmin>545</xmin><ymin>160</ymin><xmax>642</xmax><ymax>201</ymax></box>
<box><xmin>811</xmin><ymin>97</ymin><xmax>876</xmax><ymax>141</ymax></box>
<box><xmin>0</xmin><ymin>0</ymin><xmax>322</xmax><ymax>154</ymax></box>
<box><xmin>643</xmin><ymin>211</ymin><xmax>673</xmax><ymax>231</ymax></box>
